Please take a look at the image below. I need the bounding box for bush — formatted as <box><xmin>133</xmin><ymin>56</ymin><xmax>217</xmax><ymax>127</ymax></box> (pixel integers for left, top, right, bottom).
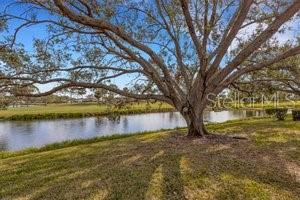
<box><xmin>265</xmin><ymin>108</ymin><xmax>276</xmax><ymax>115</ymax></box>
<box><xmin>274</xmin><ymin>108</ymin><xmax>288</xmax><ymax>120</ymax></box>
<box><xmin>0</xmin><ymin>99</ymin><xmax>10</xmax><ymax>110</ymax></box>
<box><xmin>265</xmin><ymin>108</ymin><xmax>288</xmax><ymax>120</ymax></box>
<box><xmin>292</xmin><ymin>110</ymin><xmax>300</xmax><ymax>121</ymax></box>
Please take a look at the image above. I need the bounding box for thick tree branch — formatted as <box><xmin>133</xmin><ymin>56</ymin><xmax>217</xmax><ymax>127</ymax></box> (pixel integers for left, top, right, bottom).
<box><xmin>215</xmin><ymin>45</ymin><xmax>300</xmax><ymax>94</ymax></box>
<box><xmin>207</xmin><ymin>0</ymin><xmax>253</xmax><ymax>77</ymax></box>
<box><xmin>213</xmin><ymin>1</ymin><xmax>300</xmax><ymax>85</ymax></box>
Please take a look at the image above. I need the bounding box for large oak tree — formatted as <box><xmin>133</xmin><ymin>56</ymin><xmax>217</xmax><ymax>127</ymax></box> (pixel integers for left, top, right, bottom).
<box><xmin>1</xmin><ymin>0</ymin><xmax>300</xmax><ymax>136</ymax></box>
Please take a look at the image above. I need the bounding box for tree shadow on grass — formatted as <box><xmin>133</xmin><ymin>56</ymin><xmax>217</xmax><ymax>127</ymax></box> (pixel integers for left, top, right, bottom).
<box><xmin>0</xmin><ymin>132</ymin><xmax>187</xmax><ymax>200</ymax></box>
<box><xmin>183</xmin><ymin>135</ymin><xmax>300</xmax><ymax>199</ymax></box>
<box><xmin>0</xmin><ymin>129</ymin><xmax>299</xmax><ymax>199</ymax></box>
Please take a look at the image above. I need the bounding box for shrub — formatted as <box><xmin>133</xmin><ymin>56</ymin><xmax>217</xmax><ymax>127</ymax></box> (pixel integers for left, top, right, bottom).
<box><xmin>274</xmin><ymin>108</ymin><xmax>288</xmax><ymax>120</ymax></box>
<box><xmin>265</xmin><ymin>108</ymin><xmax>288</xmax><ymax>120</ymax></box>
<box><xmin>292</xmin><ymin>110</ymin><xmax>300</xmax><ymax>121</ymax></box>
<box><xmin>265</xmin><ymin>108</ymin><xmax>276</xmax><ymax>115</ymax></box>
<box><xmin>0</xmin><ymin>99</ymin><xmax>10</xmax><ymax>110</ymax></box>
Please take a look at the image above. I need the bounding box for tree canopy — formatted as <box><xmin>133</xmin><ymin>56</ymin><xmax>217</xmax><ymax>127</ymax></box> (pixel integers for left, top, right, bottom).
<box><xmin>0</xmin><ymin>0</ymin><xmax>300</xmax><ymax>136</ymax></box>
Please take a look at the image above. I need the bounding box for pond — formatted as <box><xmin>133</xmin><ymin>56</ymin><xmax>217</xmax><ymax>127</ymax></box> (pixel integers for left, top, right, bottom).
<box><xmin>0</xmin><ymin>110</ymin><xmax>265</xmax><ymax>151</ymax></box>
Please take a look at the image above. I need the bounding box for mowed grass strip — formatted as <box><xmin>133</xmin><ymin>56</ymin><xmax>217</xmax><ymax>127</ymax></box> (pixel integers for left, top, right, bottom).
<box><xmin>0</xmin><ymin>102</ymin><xmax>174</xmax><ymax>120</ymax></box>
<box><xmin>234</xmin><ymin>100</ymin><xmax>300</xmax><ymax>109</ymax></box>
<box><xmin>0</xmin><ymin>118</ymin><xmax>299</xmax><ymax>199</ymax></box>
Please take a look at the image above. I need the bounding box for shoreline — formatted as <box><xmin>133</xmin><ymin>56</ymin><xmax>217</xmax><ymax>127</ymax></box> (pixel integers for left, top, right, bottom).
<box><xmin>0</xmin><ymin>104</ymin><xmax>298</xmax><ymax>121</ymax></box>
<box><xmin>0</xmin><ymin>116</ymin><xmax>273</xmax><ymax>157</ymax></box>
<box><xmin>1</xmin><ymin>117</ymin><xmax>298</xmax><ymax>199</ymax></box>
<box><xmin>0</xmin><ymin>107</ymin><xmax>267</xmax><ymax>121</ymax></box>
<box><xmin>0</xmin><ymin>107</ymin><xmax>176</xmax><ymax>121</ymax></box>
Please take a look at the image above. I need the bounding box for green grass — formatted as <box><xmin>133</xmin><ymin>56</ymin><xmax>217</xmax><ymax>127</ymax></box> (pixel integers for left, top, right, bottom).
<box><xmin>0</xmin><ymin>102</ymin><xmax>174</xmax><ymax>120</ymax></box>
<box><xmin>1</xmin><ymin>101</ymin><xmax>299</xmax><ymax>121</ymax></box>
<box><xmin>227</xmin><ymin>100</ymin><xmax>300</xmax><ymax>110</ymax></box>
<box><xmin>0</xmin><ymin>118</ymin><xmax>299</xmax><ymax>199</ymax></box>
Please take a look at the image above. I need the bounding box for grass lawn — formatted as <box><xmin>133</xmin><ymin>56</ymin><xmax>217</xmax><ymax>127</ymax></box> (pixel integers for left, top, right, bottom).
<box><xmin>234</xmin><ymin>100</ymin><xmax>300</xmax><ymax>110</ymax></box>
<box><xmin>219</xmin><ymin>100</ymin><xmax>300</xmax><ymax>110</ymax></box>
<box><xmin>0</xmin><ymin>118</ymin><xmax>299</xmax><ymax>199</ymax></box>
<box><xmin>0</xmin><ymin>102</ymin><xmax>173</xmax><ymax>120</ymax></box>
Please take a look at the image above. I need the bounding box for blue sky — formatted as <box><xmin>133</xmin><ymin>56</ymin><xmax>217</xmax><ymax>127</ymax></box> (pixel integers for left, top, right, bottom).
<box><xmin>1</xmin><ymin>1</ymin><xmax>57</xmax><ymax>92</ymax></box>
<box><xmin>0</xmin><ymin>0</ymin><xmax>49</xmax><ymax>51</ymax></box>
<box><xmin>0</xmin><ymin>0</ymin><xmax>136</xmax><ymax>93</ymax></box>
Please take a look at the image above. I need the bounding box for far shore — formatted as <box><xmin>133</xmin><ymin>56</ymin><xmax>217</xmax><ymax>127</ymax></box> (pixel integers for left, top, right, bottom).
<box><xmin>0</xmin><ymin>101</ymin><xmax>299</xmax><ymax>121</ymax></box>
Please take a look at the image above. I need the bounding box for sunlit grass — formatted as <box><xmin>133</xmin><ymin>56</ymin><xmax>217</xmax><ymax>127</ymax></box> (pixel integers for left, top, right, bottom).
<box><xmin>0</xmin><ymin>102</ymin><xmax>174</xmax><ymax>120</ymax></box>
<box><xmin>1</xmin><ymin>101</ymin><xmax>299</xmax><ymax>120</ymax></box>
<box><xmin>227</xmin><ymin>100</ymin><xmax>300</xmax><ymax>110</ymax></box>
<box><xmin>0</xmin><ymin>118</ymin><xmax>299</xmax><ymax>199</ymax></box>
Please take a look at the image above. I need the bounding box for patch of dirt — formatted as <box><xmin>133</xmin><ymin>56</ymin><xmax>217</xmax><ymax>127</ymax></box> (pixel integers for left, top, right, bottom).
<box><xmin>167</xmin><ymin>131</ymin><xmax>248</xmax><ymax>146</ymax></box>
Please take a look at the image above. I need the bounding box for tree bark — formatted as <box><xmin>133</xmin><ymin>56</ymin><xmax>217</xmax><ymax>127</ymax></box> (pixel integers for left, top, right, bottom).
<box><xmin>187</xmin><ymin>119</ymin><xmax>208</xmax><ymax>137</ymax></box>
<box><xmin>182</xmin><ymin>106</ymin><xmax>208</xmax><ymax>137</ymax></box>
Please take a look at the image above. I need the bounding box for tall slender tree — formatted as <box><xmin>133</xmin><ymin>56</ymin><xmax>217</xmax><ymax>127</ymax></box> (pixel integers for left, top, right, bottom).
<box><xmin>1</xmin><ymin>0</ymin><xmax>300</xmax><ymax>136</ymax></box>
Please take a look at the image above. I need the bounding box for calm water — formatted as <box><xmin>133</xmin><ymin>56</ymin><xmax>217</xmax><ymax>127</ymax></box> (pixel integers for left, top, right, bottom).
<box><xmin>0</xmin><ymin>110</ymin><xmax>265</xmax><ymax>151</ymax></box>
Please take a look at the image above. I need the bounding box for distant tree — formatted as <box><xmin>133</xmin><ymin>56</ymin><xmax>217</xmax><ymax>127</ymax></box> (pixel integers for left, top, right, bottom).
<box><xmin>11</xmin><ymin>85</ymin><xmax>39</xmax><ymax>107</ymax></box>
<box><xmin>1</xmin><ymin>1</ymin><xmax>300</xmax><ymax>136</ymax></box>
<box><xmin>76</xmin><ymin>88</ymin><xmax>87</xmax><ymax>101</ymax></box>
<box><xmin>62</xmin><ymin>88</ymin><xmax>86</xmax><ymax>103</ymax></box>
<box><xmin>0</xmin><ymin>97</ymin><xmax>10</xmax><ymax>110</ymax></box>
<box><xmin>40</xmin><ymin>95</ymin><xmax>66</xmax><ymax>105</ymax></box>
<box><xmin>94</xmin><ymin>88</ymin><xmax>108</xmax><ymax>104</ymax></box>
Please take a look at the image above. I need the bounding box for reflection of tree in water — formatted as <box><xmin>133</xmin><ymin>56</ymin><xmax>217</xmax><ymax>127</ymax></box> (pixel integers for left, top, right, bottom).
<box><xmin>15</xmin><ymin>122</ymin><xmax>34</xmax><ymax>135</ymax></box>
<box><xmin>0</xmin><ymin>138</ymin><xmax>8</xmax><ymax>151</ymax></box>
<box><xmin>107</xmin><ymin>115</ymin><xmax>121</xmax><ymax>124</ymax></box>
<box><xmin>123</xmin><ymin>118</ymin><xmax>128</xmax><ymax>130</ymax></box>
<box><xmin>203</xmin><ymin>111</ymin><xmax>210</xmax><ymax>123</ymax></box>
<box><xmin>245</xmin><ymin>110</ymin><xmax>265</xmax><ymax>118</ymax></box>
<box><xmin>257</xmin><ymin>110</ymin><xmax>266</xmax><ymax>117</ymax></box>
<box><xmin>245</xmin><ymin>110</ymin><xmax>254</xmax><ymax>118</ymax></box>
<box><xmin>228</xmin><ymin>110</ymin><xmax>242</xmax><ymax>119</ymax></box>
<box><xmin>168</xmin><ymin>112</ymin><xmax>175</xmax><ymax>121</ymax></box>
<box><xmin>231</xmin><ymin>110</ymin><xmax>251</xmax><ymax>118</ymax></box>
<box><xmin>0</xmin><ymin>132</ymin><xmax>8</xmax><ymax>151</ymax></box>
<box><xmin>95</xmin><ymin>117</ymin><xmax>104</xmax><ymax>127</ymax></box>
<box><xmin>168</xmin><ymin>112</ymin><xmax>184</xmax><ymax>125</ymax></box>
<box><xmin>77</xmin><ymin>119</ymin><xmax>86</xmax><ymax>128</ymax></box>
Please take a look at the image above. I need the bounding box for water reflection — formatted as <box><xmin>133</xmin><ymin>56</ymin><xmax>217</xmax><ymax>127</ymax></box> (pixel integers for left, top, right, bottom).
<box><xmin>0</xmin><ymin>110</ymin><xmax>265</xmax><ymax>151</ymax></box>
<box><xmin>0</xmin><ymin>134</ymin><xmax>8</xmax><ymax>151</ymax></box>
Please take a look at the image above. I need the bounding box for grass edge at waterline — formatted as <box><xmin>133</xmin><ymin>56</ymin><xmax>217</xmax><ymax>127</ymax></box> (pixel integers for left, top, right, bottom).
<box><xmin>0</xmin><ymin>102</ymin><xmax>174</xmax><ymax>121</ymax></box>
<box><xmin>0</xmin><ymin>117</ymin><xmax>299</xmax><ymax>199</ymax></box>
<box><xmin>0</xmin><ymin>127</ymin><xmax>185</xmax><ymax>159</ymax></box>
<box><xmin>0</xmin><ymin>115</ymin><xmax>274</xmax><ymax>159</ymax></box>
<box><xmin>0</xmin><ymin>108</ymin><xmax>175</xmax><ymax>121</ymax></box>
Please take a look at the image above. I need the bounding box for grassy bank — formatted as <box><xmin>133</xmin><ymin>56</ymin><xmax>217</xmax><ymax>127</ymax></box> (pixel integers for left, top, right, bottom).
<box><xmin>1</xmin><ymin>101</ymin><xmax>299</xmax><ymax>121</ymax></box>
<box><xmin>0</xmin><ymin>102</ymin><xmax>174</xmax><ymax>120</ymax></box>
<box><xmin>0</xmin><ymin>118</ymin><xmax>299</xmax><ymax>199</ymax></box>
<box><xmin>231</xmin><ymin>100</ymin><xmax>300</xmax><ymax>110</ymax></box>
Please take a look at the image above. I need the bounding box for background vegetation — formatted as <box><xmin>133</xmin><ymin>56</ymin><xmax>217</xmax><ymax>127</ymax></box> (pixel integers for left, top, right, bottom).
<box><xmin>0</xmin><ymin>102</ymin><xmax>174</xmax><ymax>120</ymax></box>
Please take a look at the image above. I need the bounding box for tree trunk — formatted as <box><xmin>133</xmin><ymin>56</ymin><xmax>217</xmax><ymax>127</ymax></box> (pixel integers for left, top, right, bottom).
<box><xmin>188</xmin><ymin>119</ymin><xmax>208</xmax><ymax>137</ymax></box>
<box><xmin>182</xmin><ymin>107</ymin><xmax>209</xmax><ymax>137</ymax></box>
<box><xmin>187</xmin><ymin>119</ymin><xmax>208</xmax><ymax>137</ymax></box>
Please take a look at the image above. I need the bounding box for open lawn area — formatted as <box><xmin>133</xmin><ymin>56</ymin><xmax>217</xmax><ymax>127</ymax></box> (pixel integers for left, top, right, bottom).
<box><xmin>0</xmin><ymin>118</ymin><xmax>299</xmax><ymax>199</ymax></box>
